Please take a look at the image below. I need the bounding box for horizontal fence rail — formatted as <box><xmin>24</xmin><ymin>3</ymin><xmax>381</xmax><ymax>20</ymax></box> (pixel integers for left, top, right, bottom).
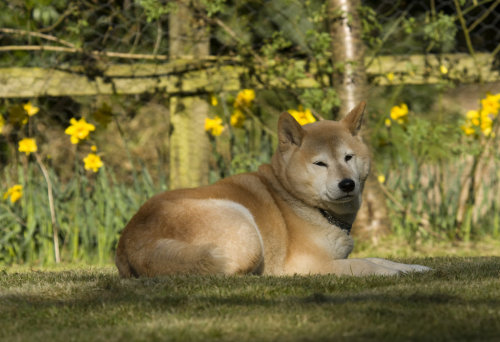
<box><xmin>0</xmin><ymin>53</ymin><xmax>498</xmax><ymax>98</ymax></box>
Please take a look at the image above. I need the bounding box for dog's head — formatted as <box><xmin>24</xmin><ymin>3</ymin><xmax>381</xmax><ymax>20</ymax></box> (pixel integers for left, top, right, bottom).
<box><xmin>272</xmin><ymin>102</ymin><xmax>370</xmax><ymax>216</ymax></box>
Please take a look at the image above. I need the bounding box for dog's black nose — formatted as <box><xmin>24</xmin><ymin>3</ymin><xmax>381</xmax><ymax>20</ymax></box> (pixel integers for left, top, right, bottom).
<box><xmin>338</xmin><ymin>178</ymin><xmax>355</xmax><ymax>192</ymax></box>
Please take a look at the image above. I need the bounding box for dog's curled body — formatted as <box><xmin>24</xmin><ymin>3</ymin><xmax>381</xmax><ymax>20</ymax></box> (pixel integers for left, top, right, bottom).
<box><xmin>116</xmin><ymin>102</ymin><xmax>431</xmax><ymax>277</ymax></box>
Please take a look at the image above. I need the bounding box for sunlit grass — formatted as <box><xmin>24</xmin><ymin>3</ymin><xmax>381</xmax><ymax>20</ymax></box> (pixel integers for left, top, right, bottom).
<box><xmin>352</xmin><ymin>235</ymin><xmax>500</xmax><ymax>258</ymax></box>
<box><xmin>1</xmin><ymin>257</ymin><xmax>499</xmax><ymax>341</ymax></box>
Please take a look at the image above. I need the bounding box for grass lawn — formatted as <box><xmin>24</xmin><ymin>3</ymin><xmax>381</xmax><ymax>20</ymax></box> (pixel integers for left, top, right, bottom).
<box><xmin>1</xmin><ymin>256</ymin><xmax>500</xmax><ymax>342</ymax></box>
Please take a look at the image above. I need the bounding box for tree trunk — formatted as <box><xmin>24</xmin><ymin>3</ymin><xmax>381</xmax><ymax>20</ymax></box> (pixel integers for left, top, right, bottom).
<box><xmin>328</xmin><ymin>0</ymin><xmax>390</xmax><ymax>241</ymax></box>
<box><xmin>169</xmin><ymin>1</ymin><xmax>210</xmax><ymax>189</ymax></box>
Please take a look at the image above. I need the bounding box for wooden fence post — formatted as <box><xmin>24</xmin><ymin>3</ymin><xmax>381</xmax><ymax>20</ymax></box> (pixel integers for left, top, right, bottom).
<box><xmin>329</xmin><ymin>0</ymin><xmax>390</xmax><ymax>241</ymax></box>
<box><xmin>168</xmin><ymin>1</ymin><xmax>210</xmax><ymax>189</ymax></box>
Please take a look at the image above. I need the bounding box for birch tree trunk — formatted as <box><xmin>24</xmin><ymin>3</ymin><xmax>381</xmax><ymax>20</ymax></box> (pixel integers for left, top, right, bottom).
<box><xmin>169</xmin><ymin>1</ymin><xmax>210</xmax><ymax>189</ymax></box>
<box><xmin>328</xmin><ymin>0</ymin><xmax>390</xmax><ymax>240</ymax></box>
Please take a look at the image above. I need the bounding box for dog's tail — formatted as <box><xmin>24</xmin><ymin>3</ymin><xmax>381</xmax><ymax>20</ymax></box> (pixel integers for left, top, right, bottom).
<box><xmin>116</xmin><ymin>238</ymin><xmax>228</xmax><ymax>277</ymax></box>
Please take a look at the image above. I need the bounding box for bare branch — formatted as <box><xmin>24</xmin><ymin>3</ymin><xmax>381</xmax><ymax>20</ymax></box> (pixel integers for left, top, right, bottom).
<box><xmin>0</xmin><ymin>28</ymin><xmax>76</xmax><ymax>48</ymax></box>
<box><xmin>453</xmin><ymin>0</ymin><xmax>476</xmax><ymax>57</ymax></box>
<box><xmin>467</xmin><ymin>0</ymin><xmax>500</xmax><ymax>32</ymax></box>
<box><xmin>0</xmin><ymin>44</ymin><xmax>169</xmax><ymax>60</ymax></box>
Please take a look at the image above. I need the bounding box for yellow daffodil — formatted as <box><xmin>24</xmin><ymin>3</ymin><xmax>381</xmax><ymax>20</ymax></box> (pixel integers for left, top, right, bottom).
<box><xmin>466</xmin><ymin>110</ymin><xmax>480</xmax><ymax>126</ymax></box>
<box><xmin>440</xmin><ymin>65</ymin><xmax>448</xmax><ymax>75</ymax></box>
<box><xmin>18</xmin><ymin>138</ymin><xmax>37</xmax><ymax>155</ymax></box>
<box><xmin>91</xmin><ymin>145</ymin><xmax>98</xmax><ymax>152</ymax></box>
<box><xmin>480</xmin><ymin>115</ymin><xmax>493</xmax><ymax>136</ymax></box>
<box><xmin>3</xmin><ymin>184</ymin><xmax>22</xmax><ymax>204</ymax></box>
<box><xmin>386</xmin><ymin>72</ymin><xmax>395</xmax><ymax>82</ymax></box>
<box><xmin>83</xmin><ymin>153</ymin><xmax>103</xmax><ymax>173</ymax></box>
<box><xmin>390</xmin><ymin>103</ymin><xmax>409</xmax><ymax>124</ymax></box>
<box><xmin>384</xmin><ymin>118</ymin><xmax>392</xmax><ymax>127</ymax></box>
<box><xmin>23</xmin><ymin>102</ymin><xmax>39</xmax><ymax>116</ymax></box>
<box><xmin>234</xmin><ymin>89</ymin><xmax>255</xmax><ymax>108</ymax></box>
<box><xmin>288</xmin><ymin>106</ymin><xmax>316</xmax><ymax>126</ymax></box>
<box><xmin>461</xmin><ymin>124</ymin><xmax>476</xmax><ymax>136</ymax></box>
<box><xmin>65</xmin><ymin>118</ymin><xmax>96</xmax><ymax>144</ymax></box>
<box><xmin>0</xmin><ymin>115</ymin><xmax>4</xmax><ymax>134</ymax></box>
<box><xmin>210</xmin><ymin>95</ymin><xmax>218</xmax><ymax>107</ymax></box>
<box><xmin>463</xmin><ymin>93</ymin><xmax>500</xmax><ymax>137</ymax></box>
<box><xmin>377</xmin><ymin>174</ymin><xmax>386</xmax><ymax>184</ymax></box>
<box><xmin>204</xmin><ymin>116</ymin><xmax>224</xmax><ymax>136</ymax></box>
<box><xmin>480</xmin><ymin>93</ymin><xmax>500</xmax><ymax>116</ymax></box>
<box><xmin>230</xmin><ymin>109</ymin><xmax>246</xmax><ymax>128</ymax></box>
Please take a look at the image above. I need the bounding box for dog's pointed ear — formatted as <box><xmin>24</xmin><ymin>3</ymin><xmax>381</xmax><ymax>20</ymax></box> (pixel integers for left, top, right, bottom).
<box><xmin>341</xmin><ymin>101</ymin><xmax>366</xmax><ymax>136</ymax></box>
<box><xmin>278</xmin><ymin>112</ymin><xmax>305</xmax><ymax>151</ymax></box>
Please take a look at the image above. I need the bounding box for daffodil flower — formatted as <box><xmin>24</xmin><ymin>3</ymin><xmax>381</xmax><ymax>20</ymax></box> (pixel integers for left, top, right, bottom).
<box><xmin>3</xmin><ymin>184</ymin><xmax>22</xmax><ymax>204</ymax></box>
<box><xmin>466</xmin><ymin>110</ymin><xmax>480</xmax><ymax>126</ymax></box>
<box><xmin>18</xmin><ymin>138</ymin><xmax>37</xmax><ymax>155</ymax></box>
<box><xmin>210</xmin><ymin>95</ymin><xmax>218</xmax><ymax>107</ymax></box>
<box><xmin>83</xmin><ymin>153</ymin><xmax>103</xmax><ymax>172</ymax></box>
<box><xmin>0</xmin><ymin>115</ymin><xmax>5</xmax><ymax>134</ymax></box>
<box><xmin>390</xmin><ymin>103</ymin><xmax>409</xmax><ymax>125</ymax></box>
<box><xmin>461</xmin><ymin>124</ymin><xmax>476</xmax><ymax>136</ymax></box>
<box><xmin>463</xmin><ymin>93</ymin><xmax>500</xmax><ymax>137</ymax></box>
<box><xmin>480</xmin><ymin>93</ymin><xmax>500</xmax><ymax>115</ymax></box>
<box><xmin>23</xmin><ymin>102</ymin><xmax>39</xmax><ymax>116</ymax></box>
<box><xmin>204</xmin><ymin>116</ymin><xmax>224</xmax><ymax>136</ymax></box>
<box><xmin>230</xmin><ymin>109</ymin><xmax>246</xmax><ymax>128</ymax></box>
<box><xmin>288</xmin><ymin>106</ymin><xmax>316</xmax><ymax>126</ymax></box>
<box><xmin>234</xmin><ymin>89</ymin><xmax>255</xmax><ymax>108</ymax></box>
<box><xmin>65</xmin><ymin>118</ymin><xmax>96</xmax><ymax>144</ymax></box>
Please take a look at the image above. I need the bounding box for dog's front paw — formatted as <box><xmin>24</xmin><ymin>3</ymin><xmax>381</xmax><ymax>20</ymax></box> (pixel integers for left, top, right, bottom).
<box><xmin>405</xmin><ymin>264</ymin><xmax>432</xmax><ymax>273</ymax></box>
<box><xmin>364</xmin><ymin>258</ymin><xmax>432</xmax><ymax>274</ymax></box>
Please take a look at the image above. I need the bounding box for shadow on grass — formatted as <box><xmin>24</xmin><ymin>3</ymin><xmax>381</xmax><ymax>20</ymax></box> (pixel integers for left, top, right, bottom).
<box><xmin>1</xmin><ymin>257</ymin><xmax>499</xmax><ymax>342</ymax></box>
<box><xmin>1</xmin><ymin>257</ymin><xmax>499</xmax><ymax>310</ymax></box>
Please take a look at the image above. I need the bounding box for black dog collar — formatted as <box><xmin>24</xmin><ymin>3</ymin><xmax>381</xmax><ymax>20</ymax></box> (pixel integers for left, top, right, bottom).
<box><xmin>318</xmin><ymin>208</ymin><xmax>352</xmax><ymax>234</ymax></box>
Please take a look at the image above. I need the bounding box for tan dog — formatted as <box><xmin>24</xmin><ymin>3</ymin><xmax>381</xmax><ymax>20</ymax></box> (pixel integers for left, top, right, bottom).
<box><xmin>116</xmin><ymin>102</ymin><xmax>430</xmax><ymax>277</ymax></box>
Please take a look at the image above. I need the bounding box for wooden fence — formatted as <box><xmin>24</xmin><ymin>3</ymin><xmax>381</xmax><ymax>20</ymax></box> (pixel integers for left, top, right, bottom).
<box><xmin>1</xmin><ymin>53</ymin><xmax>498</xmax><ymax>98</ymax></box>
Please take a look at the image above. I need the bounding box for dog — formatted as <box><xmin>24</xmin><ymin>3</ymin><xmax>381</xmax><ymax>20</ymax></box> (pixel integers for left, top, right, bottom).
<box><xmin>115</xmin><ymin>102</ymin><xmax>430</xmax><ymax>277</ymax></box>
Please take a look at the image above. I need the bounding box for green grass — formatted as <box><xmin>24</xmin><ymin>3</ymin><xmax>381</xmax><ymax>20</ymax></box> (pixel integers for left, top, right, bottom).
<box><xmin>1</xmin><ymin>257</ymin><xmax>500</xmax><ymax>341</ymax></box>
<box><xmin>352</xmin><ymin>235</ymin><xmax>500</xmax><ymax>258</ymax></box>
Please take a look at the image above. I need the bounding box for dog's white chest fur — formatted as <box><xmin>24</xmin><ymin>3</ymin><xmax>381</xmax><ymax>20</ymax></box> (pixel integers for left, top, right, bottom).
<box><xmin>283</xmin><ymin>221</ymin><xmax>354</xmax><ymax>274</ymax></box>
<box><xmin>314</xmin><ymin>226</ymin><xmax>354</xmax><ymax>259</ymax></box>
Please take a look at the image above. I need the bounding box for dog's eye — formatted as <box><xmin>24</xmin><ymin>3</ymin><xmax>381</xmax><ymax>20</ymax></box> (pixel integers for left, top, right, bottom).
<box><xmin>313</xmin><ymin>161</ymin><xmax>328</xmax><ymax>167</ymax></box>
<box><xmin>345</xmin><ymin>154</ymin><xmax>353</xmax><ymax>162</ymax></box>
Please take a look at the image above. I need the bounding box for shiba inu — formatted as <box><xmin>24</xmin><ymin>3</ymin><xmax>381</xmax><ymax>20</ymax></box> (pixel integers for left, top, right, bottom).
<box><xmin>116</xmin><ymin>102</ymin><xmax>430</xmax><ymax>277</ymax></box>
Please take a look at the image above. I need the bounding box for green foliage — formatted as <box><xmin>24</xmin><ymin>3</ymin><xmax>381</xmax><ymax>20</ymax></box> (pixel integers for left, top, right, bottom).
<box><xmin>370</xmin><ymin>86</ymin><xmax>500</xmax><ymax>243</ymax></box>
<box><xmin>229</xmin><ymin>151</ymin><xmax>269</xmax><ymax>175</ymax></box>
<box><xmin>137</xmin><ymin>0</ymin><xmax>177</xmax><ymax>22</ymax></box>
<box><xmin>299</xmin><ymin>88</ymin><xmax>340</xmax><ymax>116</ymax></box>
<box><xmin>375</xmin><ymin>10</ymin><xmax>458</xmax><ymax>54</ymax></box>
<box><xmin>0</xmin><ymin>164</ymin><xmax>158</xmax><ymax>265</ymax></box>
<box><xmin>200</xmin><ymin>0</ymin><xmax>227</xmax><ymax>17</ymax></box>
<box><xmin>378</xmin><ymin>116</ymin><xmax>462</xmax><ymax>165</ymax></box>
<box><xmin>205</xmin><ymin>90</ymin><xmax>275</xmax><ymax>180</ymax></box>
<box><xmin>32</xmin><ymin>4</ymin><xmax>59</xmax><ymax>26</ymax></box>
<box><xmin>359</xmin><ymin>5</ymin><xmax>382</xmax><ymax>50</ymax></box>
<box><xmin>423</xmin><ymin>12</ymin><xmax>458</xmax><ymax>53</ymax></box>
<box><xmin>305</xmin><ymin>30</ymin><xmax>332</xmax><ymax>60</ymax></box>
